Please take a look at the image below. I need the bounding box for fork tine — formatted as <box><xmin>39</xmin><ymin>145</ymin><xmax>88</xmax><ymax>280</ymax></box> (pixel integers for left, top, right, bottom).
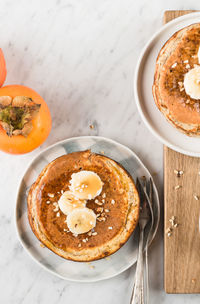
<box><xmin>149</xmin><ymin>178</ymin><xmax>153</xmax><ymax>206</ymax></box>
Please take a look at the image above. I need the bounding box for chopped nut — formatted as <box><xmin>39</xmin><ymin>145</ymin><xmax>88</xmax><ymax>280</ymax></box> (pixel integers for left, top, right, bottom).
<box><xmin>186</xmin><ymin>63</ymin><xmax>190</xmax><ymax>69</ymax></box>
<box><xmin>95</xmin><ymin>200</ymin><xmax>103</xmax><ymax>206</ymax></box>
<box><xmin>78</xmin><ymin>243</ymin><xmax>82</xmax><ymax>248</ymax></box>
<box><xmin>167</xmin><ymin>232</ymin><xmax>172</xmax><ymax>237</ymax></box>
<box><xmin>89</xmin><ymin>265</ymin><xmax>95</xmax><ymax>269</ymax></box>
<box><xmin>53</xmin><ymin>206</ymin><xmax>59</xmax><ymax>212</ymax></box>
<box><xmin>165</xmin><ymin>227</ymin><xmax>172</xmax><ymax>234</ymax></box>
<box><xmin>92</xmin><ymin>232</ymin><xmax>97</xmax><ymax>236</ymax></box>
<box><xmin>46</xmin><ymin>200</ymin><xmax>51</xmax><ymax>204</ymax></box>
<box><xmin>171</xmin><ymin>62</ymin><xmax>177</xmax><ymax>68</ymax></box>
<box><xmin>89</xmin><ymin>124</ymin><xmax>94</xmax><ymax>129</ymax></box>
<box><xmin>48</xmin><ymin>193</ymin><xmax>54</xmax><ymax>198</ymax></box>
<box><xmin>96</xmin><ymin>207</ymin><xmax>103</xmax><ymax>213</ymax></box>
<box><xmin>180</xmin><ymin>87</ymin><xmax>184</xmax><ymax>92</ymax></box>
<box><xmin>105</xmin><ymin>257</ymin><xmax>111</xmax><ymax>260</ymax></box>
<box><xmin>193</xmin><ymin>194</ymin><xmax>199</xmax><ymax>201</ymax></box>
<box><xmin>64</xmin><ymin>228</ymin><xmax>69</xmax><ymax>232</ymax></box>
<box><xmin>105</xmin><ymin>209</ymin><xmax>109</xmax><ymax>213</ymax></box>
<box><xmin>108</xmin><ymin>226</ymin><xmax>113</xmax><ymax>230</ymax></box>
<box><xmin>56</xmin><ymin>212</ymin><xmax>60</xmax><ymax>217</ymax></box>
<box><xmin>174</xmin><ymin>170</ymin><xmax>184</xmax><ymax>177</ymax></box>
<box><xmin>102</xmin><ymin>193</ymin><xmax>106</xmax><ymax>198</ymax></box>
<box><xmin>53</xmin><ymin>202</ymin><xmax>58</xmax><ymax>206</ymax></box>
<box><xmin>82</xmin><ymin>239</ymin><xmax>87</xmax><ymax>243</ymax></box>
<box><xmin>87</xmin><ymin>231</ymin><xmax>92</xmax><ymax>236</ymax></box>
<box><xmin>174</xmin><ymin>223</ymin><xmax>178</xmax><ymax>228</ymax></box>
<box><xmin>111</xmin><ymin>199</ymin><xmax>115</xmax><ymax>205</ymax></box>
<box><xmin>178</xmin><ymin>81</ymin><xmax>183</xmax><ymax>87</ymax></box>
<box><xmin>97</xmin><ymin>217</ymin><xmax>106</xmax><ymax>222</ymax></box>
<box><xmin>73</xmin><ymin>233</ymin><xmax>78</xmax><ymax>237</ymax></box>
<box><xmin>102</xmin><ymin>199</ymin><xmax>105</xmax><ymax>204</ymax></box>
<box><xmin>174</xmin><ymin>185</ymin><xmax>181</xmax><ymax>190</ymax></box>
<box><xmin>183</xmin><ymin>59</ymin><xmax>189</xmax><ymax>63</ymax></box>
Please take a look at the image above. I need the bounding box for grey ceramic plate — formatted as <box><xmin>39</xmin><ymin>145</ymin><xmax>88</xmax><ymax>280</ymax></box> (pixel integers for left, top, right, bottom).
<box><xmin>16</xmin><ymin>136</ymin><xmax>160</xmax><ymax>282</ymax></box>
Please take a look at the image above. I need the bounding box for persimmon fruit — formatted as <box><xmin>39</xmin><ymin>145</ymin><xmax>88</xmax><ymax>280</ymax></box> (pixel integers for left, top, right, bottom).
<box><xmin>0</xmin><ymin>85</ymin><xmax>51</xmax><ymax>154</ymax></box>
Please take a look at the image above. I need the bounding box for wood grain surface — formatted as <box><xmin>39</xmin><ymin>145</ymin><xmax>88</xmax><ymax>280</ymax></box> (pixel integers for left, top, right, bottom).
<box><xmin>164</xmin><ymin>10</ymin><xmax>200</xmax><ymax>294</ymax></box>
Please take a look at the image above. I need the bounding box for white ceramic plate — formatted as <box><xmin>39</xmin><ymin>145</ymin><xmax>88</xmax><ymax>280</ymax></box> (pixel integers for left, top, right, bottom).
<box><xmin>16</xmin><ymin>136</ymin><xmax>159</xmax><ymax>282</ymax></box>
<box><xmin>134</xmin><ymin>12</ymin><xmax>200</xmax><ymax>157</ymax></box>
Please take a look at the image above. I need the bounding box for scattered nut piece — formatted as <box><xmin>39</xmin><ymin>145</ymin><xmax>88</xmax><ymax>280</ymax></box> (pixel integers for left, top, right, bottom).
<box><xmin>46</xmin><ymin>200</ymin><xmax>51</xmax><ymax>204</ymax></box>
<box><xmin>183</xmin><ymin>60</ymin><xmax>189</xmax><ymax>63</ymax></box>
<box><xmin>105</xmin><ymin>209</ymin><xmax>109</xmax><ymax>213</ymax></box>
<box><xmin>105</xmin><ymin>257</ymin><xmax>111</xmax><ymax>260</ymax></box>
<box><xmin>174</xmin><ymin>185</ymin><xmax>181</xmax><ymax>190</ymax></box>
<box><xmin>111</xmin><ymin>199</ymin><xmax>115</xmax><ymax>205</ymax></box>
<box><xmin>92</xmin><ymin>232</ymin><xmax>97</xmax><ymax>236</ymax></box>
<box><xmin>89</xmin><ymin>124</ymin><xmax>94</xmax><ymax>129</ymax></box>
<box><xmin>193</xmin><ymin>194</ymin><xmax>199</xmax><ymax>201</ymax></box>
<box><xmin>186</xmin><ymin>63</ymin><xmax>190</xmax><ymax>69</ymax></box>
<box><xmin>165</xmin><ymin>227</ymin><xmax>172</xmax><ymax>234</ymax></box>
<box><xmin>48</xmin><ymin>193</ymin><xmax>54</xmax><ymax>198</ymax></box>
<box><xmin>56</xmin><ymin>212</ymin><xmax>60</xmax><ymax>217</ymax></box>
<box><xmin>96</xmin><ymin>207</ymin><xmax>103</xmax><ymax>213</ymax></box>
<box><xmin>108</xmin><ymin>226</ymin><xmax>113</xmax><ymax>230</ymax></box>
<box><xmin>171</xmin><ymin>62</ymin><xmax>177</xmax><ymax>68</ymax></box>
<box><xmin>53</xmin><ymin>206</ymin><xmax>59</xmax><ymax>212</ymax></box>
<box><xmin>78</xmin><ymin>243</ymin><xmax>82</xmax><ymax>248</ymax></box>
<box><xmin>40</xmin><ymin>243</ymin><xmax>45</xmax><ymax>248</ymax></box>
<box><xmin>97</xmin><ymin>217</ymin><xmax>106</xmax><ymax>222</ymax></box>
<box><xmin>102</xmin><ymin>193</ymin><xmax>106</xmax><ymax>198</ymax></box>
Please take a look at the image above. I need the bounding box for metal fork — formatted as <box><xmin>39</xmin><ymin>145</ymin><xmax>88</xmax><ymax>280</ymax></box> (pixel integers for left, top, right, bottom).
<box><xmin>130</xmin><ymin>177</ymin><xmax>152</xmax><ymax>304</ymax></box>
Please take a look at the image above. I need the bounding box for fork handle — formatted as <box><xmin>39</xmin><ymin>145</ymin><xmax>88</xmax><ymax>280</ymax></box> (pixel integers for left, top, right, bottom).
<box><xmin>130</xmin><ymin>228</ymin><xmax>144</xmax><ymax>304</ymax></box>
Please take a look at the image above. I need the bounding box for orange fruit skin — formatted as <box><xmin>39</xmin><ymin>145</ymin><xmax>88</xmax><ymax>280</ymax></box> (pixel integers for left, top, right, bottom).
<box><xmin>0</xmin><ymin>48</ymin><xmax>7</xmax><ymax>87</ymax></box>
<box><xmin>0</xmin><ymin>85</ymin><xmax>51</xmax><ymax>154</ymax></box>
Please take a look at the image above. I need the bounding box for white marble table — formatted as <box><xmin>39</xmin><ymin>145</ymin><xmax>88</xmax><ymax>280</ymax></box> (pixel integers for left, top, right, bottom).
<box><xmin>0</xmin><ymin>0</ymin><xmax>199</xmax><ymax>303</ymax></box>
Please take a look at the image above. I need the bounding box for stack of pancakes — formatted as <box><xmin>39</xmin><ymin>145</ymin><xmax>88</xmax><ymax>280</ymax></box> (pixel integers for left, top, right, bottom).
<box><xmin>28</xmin><ymin>150</ymin><xmax>140</xmax><ymax>262</ymax></box>
<box><xmin>153</xmin><ymin>23</ymin><xmax>200</xmax><ymax>136</ymax></box>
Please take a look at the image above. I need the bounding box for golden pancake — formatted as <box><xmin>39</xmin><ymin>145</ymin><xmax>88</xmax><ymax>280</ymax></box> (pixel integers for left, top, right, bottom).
<box><xmin>153</xmin><ymin>23</ymin><xmax>200</xmax><ymax>136</ymax></box>
<box><xmin>27</xmin><ymin>150</ymin><xmax>140</xmax><ymax>262</ymax></box>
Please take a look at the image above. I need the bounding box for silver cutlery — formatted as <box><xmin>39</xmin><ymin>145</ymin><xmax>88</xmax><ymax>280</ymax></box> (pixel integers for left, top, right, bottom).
<box><xmin>130</xmin><ymin>177</ymin><xmax>154</xmax><ymax>304</ymax></box>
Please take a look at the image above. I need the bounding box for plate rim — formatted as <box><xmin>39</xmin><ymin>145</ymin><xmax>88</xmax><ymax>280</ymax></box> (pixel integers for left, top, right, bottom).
<box><xmin>134</xmin><ymin>11</ymin><xmax>200</xmax><ymax>157</ymax></box>
<box><xmin>15</xmin><ymin>135</ymin><xmax>160</xmax><ymax>282</ymax></box>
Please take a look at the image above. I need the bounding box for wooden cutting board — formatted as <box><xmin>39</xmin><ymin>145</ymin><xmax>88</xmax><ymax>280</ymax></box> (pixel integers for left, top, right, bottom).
<box><xmin>164</xmin><ymin>10</ymin><xmax>200</xmax><ymax>294</ymax></box>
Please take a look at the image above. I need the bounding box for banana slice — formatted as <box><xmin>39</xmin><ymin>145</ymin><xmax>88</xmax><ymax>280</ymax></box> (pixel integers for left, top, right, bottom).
<box><xmin>184</xmin><ymin>66</ymin><xmax>200</xmax><ymax>99</ymax></box>
<box><xmin>198</xmin><ymin>47</ymin><xmax>200</xmax><ymax>64</ymax></box>
<box><xmin>67</xmin><ymin>207</ymin><xmax>96</xmax><ymax>234</ymax></box>
<box><xmin>58</xmin><ymin>191</ymin><xmax>86</xmax><ymax>215</ymax></box>
<box><xmin>69</xmin><ymin>170</ymin><xmax>103</xmax><ymax>200</ymax></box>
